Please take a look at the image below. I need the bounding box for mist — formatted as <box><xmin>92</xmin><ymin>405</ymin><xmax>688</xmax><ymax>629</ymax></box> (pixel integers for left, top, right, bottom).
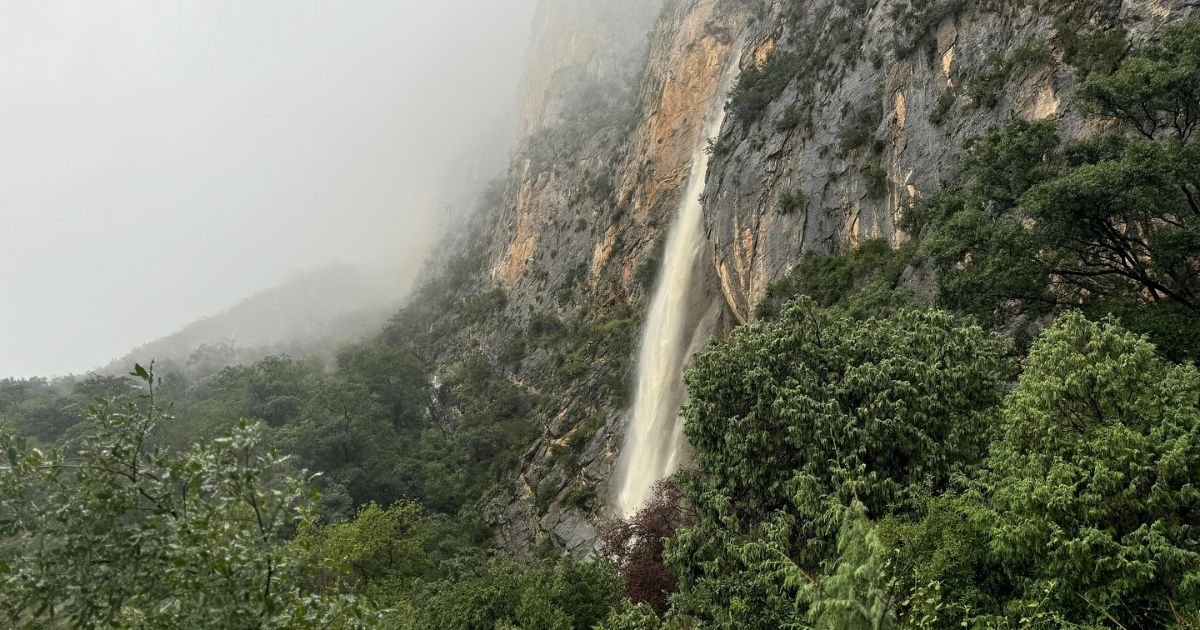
<box><xmin>0</xmin><ymin>0</ymin><xmax>536</xmax><ymax>378</ymax></box>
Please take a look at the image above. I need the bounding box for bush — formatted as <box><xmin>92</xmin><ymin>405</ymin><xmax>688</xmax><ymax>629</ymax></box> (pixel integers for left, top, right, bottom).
<box><xmin>0</xmin><ymin>369</ymin><xmax>371</xmax><ymax>628</ymax></box>
<box><xmin>890</xmin><ymin>314</ymin><xmax>1200</xmax><ymax>627</ymax></box>
<box><xmin>928</xmin><ymin>88</ymin><xmax>956</xmax><ymax>125</ymax></box>
<box><xmin>838</xmin><ymin>101</ymin><xmax>883</xmax><ymax>154</ymax></box>
<box><xmin>1056</xmin><ymin>19</ymin><xmax>1128</xmax><ymax>77</ymax></box>
<box><xmin>890</xmin><ymin>0</ymin><xmax>969</xmax><ymax>59</ymax></box>
<box><xmin>897</xmin><ymin>187</ymin><xmax>967</xmax><ymax>236</ymax></box>
<box><xmin>415</xmin><ymin>557</ymin><xmax>625</xmax><ymax>630</ymax></box>
<box><xmin>561</xmin><ymin>484</ymin><xmax>597</xmax><ymax>511</ymax></box>
<box><xmin>528</xmin><ymin>312</ymin><xmax>567</xmax><ymax>340</ymax></box>
<box><xmin>967</xmin><ymin>41</ymin><xmax>1050</xmax><ymax>109</ymax></box>
<box><xmin>927</xmin><ymin>24</ymin><xmax>1200</xmax><ymax>359</ymax></box>
<box><xmin>775</xmin><ymin>103</ymin><xmax>809</xmax><ymax>132</ymax></box>
<box><xmin>777</xmin><ymin>189</ymin><xmax>805</xmax><ymax>215</ymax></box>
<box><xmin>863</xmin><ymin>155</ymin><xmax>888</xmax><ymax>198</ymax></box>
<box><xmin>756</xmin><ymin>238</ymin><xmax>919</xmax><ymax>320</ymax></box>
<box><xmin>665</xmin><ymin>301</ymin><xmax>1010</xmax><ymax>626</ymax></box>
<box><xmin>727</xmin><ymin>52</ymin><xmax>807</xmax><ymax>125</ymax></box>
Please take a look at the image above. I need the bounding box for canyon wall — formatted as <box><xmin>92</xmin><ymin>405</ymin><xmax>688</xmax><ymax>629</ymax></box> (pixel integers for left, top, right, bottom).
<box><xmin>423</xmin><ymin>0</ymin><xmax>1199</xmax><ymax>556</ymax></box>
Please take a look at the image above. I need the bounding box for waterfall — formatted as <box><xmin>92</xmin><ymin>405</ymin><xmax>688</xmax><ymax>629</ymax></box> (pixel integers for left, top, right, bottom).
<box><xmin>612</xmin><ymin>52</ymin><xmax>741</xmax><ymax>517</ymax></box>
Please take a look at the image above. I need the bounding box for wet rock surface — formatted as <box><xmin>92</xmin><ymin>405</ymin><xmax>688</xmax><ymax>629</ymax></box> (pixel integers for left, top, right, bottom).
<box><xmin>430</xmin><ymin>0</ymin><xmax>1199</xmax><ymax>557</ymax></box>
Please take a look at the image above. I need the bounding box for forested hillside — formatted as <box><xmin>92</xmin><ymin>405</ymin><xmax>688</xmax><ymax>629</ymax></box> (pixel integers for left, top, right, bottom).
<box><xmin>97</xmin><ymin>264</ymin><xmax>410</xmax><ymax>380</ymax></box>
<box><xmin>3</xmin><ymin>0</ymin><xmax>1200</xmax><ymax>628</ymax></box>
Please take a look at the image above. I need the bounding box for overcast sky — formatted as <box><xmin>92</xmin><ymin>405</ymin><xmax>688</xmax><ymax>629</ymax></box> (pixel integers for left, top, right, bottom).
<box><xmin>0</xmin><ymin>0</ymin><xmax>537</xmax><ymax>378</ymax></box>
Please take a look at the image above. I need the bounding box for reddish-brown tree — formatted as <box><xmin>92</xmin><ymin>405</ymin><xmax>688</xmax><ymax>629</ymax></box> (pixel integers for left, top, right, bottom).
<box><xmin>600</xmin><ymin>479</ymin><xmax>696</xmax><ymax>613</ymax></box>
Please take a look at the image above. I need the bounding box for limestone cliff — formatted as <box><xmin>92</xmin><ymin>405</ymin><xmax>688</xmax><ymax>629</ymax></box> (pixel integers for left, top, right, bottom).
<box><xmin>415</xmin><ymin>0</ymin><xmax>1199</xmax><ymax>557</ymax></box>
<box><xmin>705</xmin><ymin>0</ymin><xmax>1198</xmax><ymax>322</ymax></box>
<box><xmin>479</xmin><ymin>0</ymin><xmax>753</xmax><ymax>556</ymax></box>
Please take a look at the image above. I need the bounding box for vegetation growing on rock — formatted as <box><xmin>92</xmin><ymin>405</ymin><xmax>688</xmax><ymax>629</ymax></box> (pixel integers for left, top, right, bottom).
<box><xmin>4</xmin><ymin>5</ymin><xmax>1200</xmax><ymax>629</ymax></box>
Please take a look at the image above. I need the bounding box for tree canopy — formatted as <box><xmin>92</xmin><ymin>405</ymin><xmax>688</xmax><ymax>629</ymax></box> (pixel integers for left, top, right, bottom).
<box><xmin>920</xmin><ymin>21</ymin><xmax>1200</xmax><ymax>360</ymax></box>
<box><xmin>0</xmin><ymin>367</ymin><xmax>370</xmax><ymax>629</ymax></box>
<box><xmin>660</xmin><ymin>300</ymin><xmax>1009</xmax><ymax>627</ymax></box>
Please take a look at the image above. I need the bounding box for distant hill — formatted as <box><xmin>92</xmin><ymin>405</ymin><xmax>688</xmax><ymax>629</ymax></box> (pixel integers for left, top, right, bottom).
<box><xmin>103</xmin><ymin>263</ymin><xmax>411</xmax><ymax>377</ymax></box>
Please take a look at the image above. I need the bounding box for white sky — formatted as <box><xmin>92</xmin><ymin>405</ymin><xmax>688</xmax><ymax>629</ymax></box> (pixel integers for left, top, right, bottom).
<box><xmin>0</xmin><ymin>0</ymin><xmax>536</xmax><ymax>378</ymax></box>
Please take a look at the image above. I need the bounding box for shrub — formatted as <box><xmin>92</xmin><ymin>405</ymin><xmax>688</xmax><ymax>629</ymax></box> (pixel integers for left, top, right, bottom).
<box><xmin>728</xmin><ymin>52</ymin><xmax>807</xmax><ymax>125</ymax></box>
<box><xmin>890</xmin><ymin>314</ymin><xmax>1200</xmax><ymax>628</ymax></box>
<box><xmin>863</xmin><ymin>155</ymin><xmax>888</xmax><ymax>198</ymax></box>
<box><xmin>601</xmin><ymin>480</ymin><xmax>695</xmax><ymax>614</ymax></box>
<box><xmin>561</xmin><ymin>484</ymin><xmax>597</xmax><ymax>511</ymax></box>
<box><xmin>666</xmin><ymin>301</ymin><xmax>1010</xmax><ymax>625</ymax></box>
<box><xmin>0</xmin><ymin>368</ymin><xmax>372</xmax><ymax>628</ymax></box>
<box><xmin>777</xmin><ymin>189</ymin><xmax>806</xmax><ymax>215</ymax></box>
<box><xmin>929</xmin><ymin>88</ymin><xmax>956</xmax><ymax>125</ymax></box>
<box><xmin>416</xmin><ymin>557</ymin><xmax>625</xmax><ymax>630</ymax></box>
<box><xmin>967</xmin><ymin>41</ymin><xmax>1050</xmax><ymax>109</ymax></box>
<box><xmin>838</xmin><ymin>101</ymin><xmax>883</xmax><ymax>154</ymax></box>
<box><xmin>890</xmin><ymin>0</ymin><xmax>969</xmax><ymax>59</ymax></box>
<box><xmin>756</xmin><ymin>238</ymin><xmax>919</xmax><ymax>320</ymax></box>
<box><xmin>775</xmin><ymin>103</ymin><xmax>809</xmax><ymax>132</ymax></box>
<box><xmin>1056</xmin><ymin>19</ymin><xmax>1128</xmax><ymax>77</ymax></box>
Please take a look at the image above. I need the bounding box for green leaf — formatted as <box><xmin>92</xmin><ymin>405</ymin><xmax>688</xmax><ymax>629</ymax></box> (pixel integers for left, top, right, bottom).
<box><xmin>130</xmin><ymin>363</ymin><xmax>151</xmax><ymax>383</ymax></box>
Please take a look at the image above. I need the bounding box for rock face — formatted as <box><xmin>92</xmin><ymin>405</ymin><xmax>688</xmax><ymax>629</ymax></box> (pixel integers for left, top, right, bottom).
<box><xmin>476</xmin><ymin>0</ymin><xmax>752</xmax><ymax>558</ymax></box>
<box><xmin>489</xmin><ymin>0</ymin><xmax>747</xmax><ymax>309</ymax></box>
<box><xmin>705</xmin><ymin>0</ymin><xmax>1198</xmax><ymax>322</ymax></box>
<box><xmin>519</xmin><ymin>0</ymin><xmax>665</xmax><ymax>137</ymax></box>
<box><xmin>426</xmin><ymin>0</ymin><xmax>1199</xmax><ymax>556</ymax></box>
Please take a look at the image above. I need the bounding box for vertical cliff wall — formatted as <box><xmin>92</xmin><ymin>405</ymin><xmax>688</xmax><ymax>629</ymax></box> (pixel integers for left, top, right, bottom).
<box><xmin>414</xmin><ymin>0</ymin><xmax>1198</xmax><ymax>557</ymax></box>
<box><xmin>470</xmin><ymin>0</ymin><xmax>753</xmax><ymax>556</ymax></box>
<box><xmin>704</xmin><ymin>0</ymin><xmax>1198</xmax><ymax>322</ymax></box>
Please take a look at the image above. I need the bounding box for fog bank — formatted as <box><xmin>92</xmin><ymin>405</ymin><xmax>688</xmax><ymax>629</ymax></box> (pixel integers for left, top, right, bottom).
<box><xmin>0</xmin><ymin>0</ymin><xmax>536</xmax><ymax>378</ymax></box>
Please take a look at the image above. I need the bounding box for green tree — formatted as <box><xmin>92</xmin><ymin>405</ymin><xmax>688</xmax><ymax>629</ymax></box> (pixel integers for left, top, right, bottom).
<box><xmin>208</xmin><ymin>355</ymin><xmax>320</xmax><ymax>428</ymax></box>
<box><xmin>755</xmin><ymin>238</ymin><xmax>919</xmax><ymax>322</ymax></box>
<box><xmin>959</xmin><ymin>118</ymin><xmax>1061</xmax><ymax>212</ymax></box>
<box><xmin>889</xmin><ymin>314</ymin><xmax>1200</xmax><ymax>627</ymax></box>
<box><xmin>0</xmin><ymin>366</ymin><xmax>368</xmax><ymax>629</ymax></box>
<box><xmin>598</xmin><ymin>603</ymin><xmax>664</xmax><ymax>630</ymax></box>
<box><xmin>404</xmin><ymin>354</ymin><xmax>537</xmax><ymax>514</ymax></box>
<box><xmin>983</xmin><ymin>313</ymin><xmax>1200</xmax><ymax>626</ymax></box>
<box><xmin>274</xmin><ymin>378</ymin><xmax>405</xmax><ymax>512</ymax></box>
<box><xmin>337</xmin><ymin>342</ymin><xmax>430</xmax><ymax>431</ymax></box>
<box><xmin>807</xmin><ymin>506</ymin><xmax>897</xmax><ymax>630</ymax></box>
<box><xmin>295</xmin><ymin>500</ymin><xmax>467</xmax><ymax>606</ymax></box>
<box><xmin>926</xmin><ymin>22</ymin><xmax>1200</xmax><ymax>358</ymax></box>
<box><xmin>665</xmin><ymin>299</ymin><xmax>1009</xmax><ymax>627</ymax></box>
<box><xmin>1019</xmin><ymin>137</ymin><xmax>1200</xmax><ymax>315</ymax></box>
<box><xmin>1076</xmin><ymin>21</ymin><xmax>1200</xmax><ymax>142</ymax></box>
<box><xmin>413</xmin><ymin>557</ymin><xmax>625</xmax><ymax>630</ymax></box>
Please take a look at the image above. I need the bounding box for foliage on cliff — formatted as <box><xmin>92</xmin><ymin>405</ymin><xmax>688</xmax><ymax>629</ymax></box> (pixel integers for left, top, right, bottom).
<box><xmin>627</xmin><ymin>22</ymin><xmax>1200</xmax><ymax>628</ymax></box>
<box><xmin>915</xmin><ymin>21</ymin><xmax>1200</xmax><ymax>360</ymax></box>
<box><xmin>4</xmin><ymin>7</ymin><xmax>1200</xmax><ymax>630</ymax></box>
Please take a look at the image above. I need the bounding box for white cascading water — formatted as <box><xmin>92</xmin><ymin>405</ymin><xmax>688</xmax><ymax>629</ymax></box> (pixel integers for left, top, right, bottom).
<box><xmin>612</xmin><ymin>52</ymin><xmax>741</xmax><ymax>517</ymax></box>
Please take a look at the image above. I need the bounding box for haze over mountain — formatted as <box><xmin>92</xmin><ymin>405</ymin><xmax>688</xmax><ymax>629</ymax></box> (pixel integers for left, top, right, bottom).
<box><xmin>97</xmin><ymin>262</ymin><xmax>408</xmax><ymax>377</ymax></box>
<box><xmin>4</xmin><ymin>1</ymin><xmax>1200</xmax><ymax>627</ymax></box>
<box><xmin>0</xmin><ymin>0</ymin><xmax>535</xmax><ymax>378</ymax></box>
